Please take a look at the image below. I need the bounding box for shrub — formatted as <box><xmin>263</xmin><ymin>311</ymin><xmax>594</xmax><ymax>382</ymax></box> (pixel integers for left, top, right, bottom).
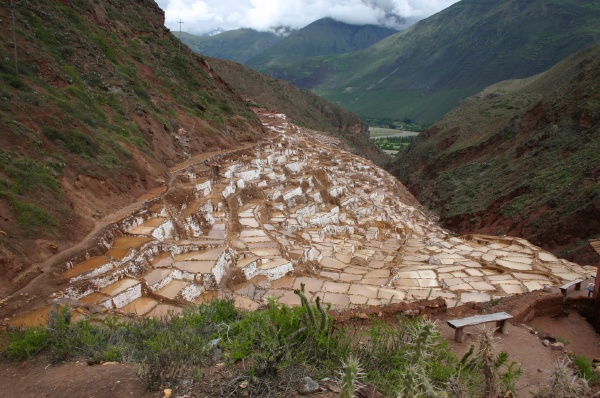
<box><xmin>1</xmin><ymin>299</ymin><xmax>521</xmax><ymax>395</ymax></box>
<box><xmin>572</xmin><ymin>354</ymin><xmax>596</xmax><ymax>384</ymax></box>
<box><xmin>43</xmin><ymin>127</ymin><xmax>99</xmax><ymax>157</ymax></box>
<box><xmin>5</xmin><ymin>327</ymin><xmax>50</xmax><ymax>361</ymax></box>
<box><xmin>0</xmin><ymin>73</ymin><xmax>28</xmax><ymax>90</ymax></box>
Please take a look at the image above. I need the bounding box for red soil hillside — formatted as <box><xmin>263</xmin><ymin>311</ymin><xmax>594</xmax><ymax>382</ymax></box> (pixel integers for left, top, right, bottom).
<box><xmin>391</xmin><ymin>44</ymin><xmax>600</xmax><ymax>264</ymax></box>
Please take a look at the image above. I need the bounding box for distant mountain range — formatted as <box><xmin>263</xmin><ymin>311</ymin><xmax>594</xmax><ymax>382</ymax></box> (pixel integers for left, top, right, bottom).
<box><xmin>391</xmin><ymin>44</ymin><xmax>600</xmax><ymax>263</ymax></box>
<box><xmin>180</xmin><ymin>17</ymin><xmax>397</xmax><ymax>67</ymax></box>
<box><xmin>245</xmin><ymin>18</ymin><xmax>397</xmax><ymax>70</ymax></box>
<box><xmin>191</xmin><ymin>0</ymin><xmax>600</xmax><ymax>126</ymax></box>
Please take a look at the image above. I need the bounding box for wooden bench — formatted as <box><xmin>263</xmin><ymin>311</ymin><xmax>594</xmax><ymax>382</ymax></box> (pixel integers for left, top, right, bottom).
<box><xmin>559</xmin><ymin>279</ymin><xmax>584</xmax><ymax>297</ymax></box>
<box><xmin>447</xmin><ymin>312</ymin><xmax>513</xmax><ymax>342</ymax></box>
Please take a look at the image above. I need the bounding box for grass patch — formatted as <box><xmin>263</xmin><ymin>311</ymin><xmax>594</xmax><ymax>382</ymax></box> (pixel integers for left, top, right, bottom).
<box><xmin>372</xmin><ymin>136</ymin><xmax>416</xmax><ymax>152</ymax></box>
<box><xmin>1</xmin><ymin>156</ymin><xmax>61</xmax><ymax>195</ymax></box>
<box><xmin>572</xmin><ymin>355</ymin><xmax>596</xmax><ymax>384</ymax></box>
<box><xmin>0</xmin><ymin>73</ymin><xmax>29</xmax><ymax>90</ymax></box>
<box><xmin>43</xmin><ymin>127</ymin><xmax>99</xmax><ymax>158</ymax></box>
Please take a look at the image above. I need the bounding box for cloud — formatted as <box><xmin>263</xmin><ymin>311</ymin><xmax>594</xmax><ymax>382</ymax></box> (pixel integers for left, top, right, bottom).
<box><xmin>155</xmin><ymin>0</ymin><xmax>460</xmax><ymax>35</ymax></box>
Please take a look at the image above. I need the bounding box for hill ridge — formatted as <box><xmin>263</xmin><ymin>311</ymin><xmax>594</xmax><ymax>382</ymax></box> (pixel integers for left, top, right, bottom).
<box><xmin>260</xmin><ymin>0</ymin><xmax>600</xmax><ymax>125</ymax></box>
<box><xmin>391</xmin><ymin>44</ymin><xmax>600</xmax><ymax>263</ymax></box>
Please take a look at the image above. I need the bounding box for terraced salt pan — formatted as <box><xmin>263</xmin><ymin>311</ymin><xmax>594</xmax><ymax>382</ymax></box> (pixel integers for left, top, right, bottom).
<box><xmin>65</xmin><ymin>256</ymin><xmax>112</xmax><ymax>279</ymax></box>
<box><xmin>121</xmin><ymin>297</ymin><xmax>159</xmax><ymax>316</ymax></box>
<box><xmin>44</xmin><ymin>111</ymin><xmax>593</xmax><ymax>321</ymax></box>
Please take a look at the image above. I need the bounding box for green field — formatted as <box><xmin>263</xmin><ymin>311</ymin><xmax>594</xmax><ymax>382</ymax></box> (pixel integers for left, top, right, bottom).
<box><xmin>370</xmin><ymin>132</ymin><xmax>419</xmax><ymax>156</ymax></box>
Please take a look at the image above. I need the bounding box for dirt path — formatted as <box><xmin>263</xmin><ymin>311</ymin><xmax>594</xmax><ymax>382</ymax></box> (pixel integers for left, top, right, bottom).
<box><xmin>0</xmin><ymin>358</ymin><xmax>156</xmax><ymax>398</ymax></box>
<box><xmin>440</xmin><ymin>312</ymin><xmax>600</xmax><ymax>395</ymax></box>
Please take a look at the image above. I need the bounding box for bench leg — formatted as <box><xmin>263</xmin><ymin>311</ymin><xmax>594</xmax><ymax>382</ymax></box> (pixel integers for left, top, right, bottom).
<box><xmin>455</xmin><ymin>327</ymin><xmax>465</xmax><ymax>343</ymax></box>
<box><xmin>575</xmin><ymin>282</ymin><xmax>581</xmax><ymax>291</ymax></box>
<box><xmin>496</xmin><ymin>320</ymin><xmax>507</xmax><ymax>334</ymax></box>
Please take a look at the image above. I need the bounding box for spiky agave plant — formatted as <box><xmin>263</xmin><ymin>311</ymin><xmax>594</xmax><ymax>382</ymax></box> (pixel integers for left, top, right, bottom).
<box><xmin>340</xmin><ymin>355</ymin><xmax>365</xmax><ymax>398</ymax></box>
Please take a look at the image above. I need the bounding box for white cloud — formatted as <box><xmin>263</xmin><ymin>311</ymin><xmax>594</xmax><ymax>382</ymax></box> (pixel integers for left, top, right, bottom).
<box><xmin>155</xmin><ymin>0</ymin><xmax>460</xmax><ymax>35</ymax></box>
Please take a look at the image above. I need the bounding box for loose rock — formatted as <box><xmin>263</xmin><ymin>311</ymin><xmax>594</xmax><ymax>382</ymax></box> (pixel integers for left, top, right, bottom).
<box><xmin>298</xmin><ymin>376</ymin><xmax>320</xmax><ymax>395</ymax></box>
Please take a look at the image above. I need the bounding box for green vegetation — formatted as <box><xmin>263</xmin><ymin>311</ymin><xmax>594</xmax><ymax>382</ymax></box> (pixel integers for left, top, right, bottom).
<box><xmin>43</xmin><ymin>127</ymin><xmax>99</xmax><ymax>158</ymax></box>
<box><xmin>372</xmin><ymin>136</ymin><xmax>415</xmax><ymax>152</ymax></box>
<box><xmin>0</xmin><ymin>152</ymin><xmax>62</xmax><ymax>236</ymax></box>
<box><xmin>339</xmin><ymin>356</ymin><xmax>364</xmax><ymax>398</ymax></box>
<box><xmin>392</xmin><ymin>44</ymin><xmax>600</xmax><ymax>260</ymax></box>
<box><xmin>2</xmin><ymin>296</ymin><xmax>526</xmax><ymax>396</ymax></box>
<box><xmin>366</xmin><ymin>118</ymin><xmax>426</xmax><ymax>132</ymax></box>
<box><xmin>250</xmin><ymin>0</ymin><xmax>600</xmax><ymax>125</ymax></box>
<box><xmin>572</xmin><ymin>355</ymin><xmax>596</xmax><ymax>385</ymax></box>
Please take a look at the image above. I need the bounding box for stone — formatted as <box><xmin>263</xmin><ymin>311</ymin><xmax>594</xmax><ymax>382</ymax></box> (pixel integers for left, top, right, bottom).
<box><xmin>550</xmin><ymin>342</ymin><xmax>565</xmax><ymax>351</ymax></box>
<box><xmin>542</xmin><ymin>339</ymin><xmax>550</xmax><ymax>347</ymax></box>
<box><xmin>298</xmin><ymin>376</ymin><xmax>320</xmax><ymax>395</ymax></box>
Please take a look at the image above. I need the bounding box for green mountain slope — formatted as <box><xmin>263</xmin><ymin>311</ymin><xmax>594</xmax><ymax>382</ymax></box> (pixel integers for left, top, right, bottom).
<box><xmin>390</xmin><ymin>44</ymin><xmax>600</xmax><ymax>263</ymax></box>
<box><xmin>270</xmin><ymin>0</ymin><xmax>600</xmax><ymax>125</ymax></box>
<box><xmin>246</xmin><ymin>18</ymin><xmax>397</xmax><ymax>70</ymax></box>
<box><xmin>207</xmin><ymin>57</ymin><xmax>386</xmax><ymax>165</ymax></box>
<box><xmin>179</xmin><ymin>29</ymin><xmax>285</xmax><ymax>64</ymax></box>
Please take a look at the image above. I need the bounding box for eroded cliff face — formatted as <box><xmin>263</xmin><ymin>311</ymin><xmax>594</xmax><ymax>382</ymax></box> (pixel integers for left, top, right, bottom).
<box><xmin>391</xmin><ymin>45</ymin><xmax>600</xmax><ymax>264</ymax></box>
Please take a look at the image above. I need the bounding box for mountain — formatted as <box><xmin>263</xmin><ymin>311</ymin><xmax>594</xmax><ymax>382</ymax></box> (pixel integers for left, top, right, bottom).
<box><xmin>205</xmin><ymin>57</ymin><xmax>387</xmax><ymax>165</ymax></box>
<box><xmin>178</xmin><ymin>29</ymin><xmax>285</xmax><ymax>64</ymax></box>
<box><xmin>390</xmin><ymin>44</ymin><xmax>600</xmax><ymax>264</ymax></box>
<box><xmin>265</xmin><ymin>0</ymin><xmax>600</xmax><ymax>125</ymax></box>
<box><xmin>0</xmin><ymin>0</ymin><xmax>377</xmax><ymax>294</ymax></box>
<box><xmin>246</xmin><ymin>18</ymin><xmax>397</xmax><ymax>70</ymax></box>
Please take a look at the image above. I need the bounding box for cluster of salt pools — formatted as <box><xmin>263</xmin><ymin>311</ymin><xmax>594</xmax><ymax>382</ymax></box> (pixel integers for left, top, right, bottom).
<box><xmin>9</xmin><ymin>113</ymin><xmax>593</xmax><ymax>324</ymax></box>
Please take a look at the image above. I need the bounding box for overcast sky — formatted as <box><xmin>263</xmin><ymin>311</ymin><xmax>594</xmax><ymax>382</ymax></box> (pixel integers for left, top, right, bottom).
<box><xmin>155</xmin><ymin>0</ymin><xmax>460</xmax><ymax>35</ymax></box>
